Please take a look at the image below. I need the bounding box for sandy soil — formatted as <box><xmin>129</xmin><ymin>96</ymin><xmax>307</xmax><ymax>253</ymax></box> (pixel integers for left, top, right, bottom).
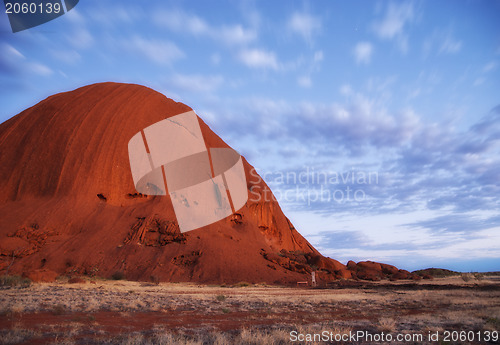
<box><xmin>0</xmin><ymin>276</ymin><xmax>499</xmax><ymax>344</ymax></box>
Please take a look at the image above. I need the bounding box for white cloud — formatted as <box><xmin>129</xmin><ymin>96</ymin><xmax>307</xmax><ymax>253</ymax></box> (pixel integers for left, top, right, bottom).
<box><xmin>238</xmin><ymin>49</ymin><xmax>279</xmax><ymax>70</ymax></box>
<box><xmin>154</xmin><ymin>9</ymin><xmax>256</xmax><ymax>45</ymax></box>
<box><xmin>294</xmin><ymin>90</ymin><xmax>423</xmax><ymax>148</ymax></box>
<box><xmin>169</xmin><ymin>74</ymin><xmax>224</xmax><ymax>93</ymax></box>
<box><xmin>288</xmin><ymin>12</ymin><xmax>321</xmax><ymax>43</ymax></box>
<box><xmin>129</xmin><ymin>36</ymin><xmax>184</xmax><ymax>64</ymax></box>
<box><xmin>223</xmin><ymin>88</ymin><xmax>421</xmax><ymax>148</ymax></box>
<box><xmin>353</xmin><ymin>42</ymin><xmax>373</xmax><ymax>64</ymax></box>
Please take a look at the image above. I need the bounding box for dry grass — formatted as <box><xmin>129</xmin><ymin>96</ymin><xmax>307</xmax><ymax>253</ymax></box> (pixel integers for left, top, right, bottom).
<box><xmin>102</xmin><ymin>327</ymin><xmax>293</xmax><ymax>345</ymax></box>
<box><xmin>0</xmin><ymin>275</ymin><xmax>31</xmax><ymax>288</ymax></box>
<box><xmin>377</xmin><ymin>317</ymin><xmax>396</xmax><ymax>332</ymax></box>
<box><xmin>0</xmin><ymin>328</ymin><xmax>40</xmax><ymax>344</ymax></box>
<box><xmin>0</xmin><ymin>276</ymin><xmax>498</xmax><ymax>344</ymax></box>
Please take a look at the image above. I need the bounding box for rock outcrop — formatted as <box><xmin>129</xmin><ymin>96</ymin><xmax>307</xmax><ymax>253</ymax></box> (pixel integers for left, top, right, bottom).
<box><xmin>0</xmin><ymin>83</ymin><xmax>416</xmax><ymax>284</ymax></box>
<box><xmin>346</xmin><ymin>261</ymin><xmax>421</xmax><ymax>281</ymax></box>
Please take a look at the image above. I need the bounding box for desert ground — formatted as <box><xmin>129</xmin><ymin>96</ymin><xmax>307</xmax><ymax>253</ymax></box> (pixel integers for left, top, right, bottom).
<box><xmin>1</xmin><ymin>275</ymin><xmax>499</xmax><ymax>345</ymax></box>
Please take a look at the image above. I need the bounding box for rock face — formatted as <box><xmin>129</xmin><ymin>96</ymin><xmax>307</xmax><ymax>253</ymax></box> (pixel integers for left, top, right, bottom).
<box><xmin>0</xmin><ymin>82</ymin><xmax>318</xmax><ymax>284</ymax></box>
<box><xmin>0</xmin><ymin>83</ymin><xmax>415</xmax><ymax>284</ymax></box>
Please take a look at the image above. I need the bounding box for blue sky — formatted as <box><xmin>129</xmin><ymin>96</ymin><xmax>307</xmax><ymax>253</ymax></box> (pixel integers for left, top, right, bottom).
<box><xmin>1</xmin><ymin>0</ymin><xmax>499</xmax><ymax>272</ymax></box>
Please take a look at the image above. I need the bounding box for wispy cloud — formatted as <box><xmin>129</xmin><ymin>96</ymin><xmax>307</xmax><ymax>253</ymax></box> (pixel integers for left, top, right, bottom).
<box><xmin>439</xmin><ymin>35</ymin><xmax>462</xmax><ymax>54</ymax></box>
<box><xmin>154</xmin><ymin>9</ymin><xmax>256</xmax><ymax>45</ymax></box>
<box><xmin>295</xmin><ymin>50</ymin><xmax>324</xmax><ymax>87</ymax></box>
<box><xmin>63</xmin><ymin>9</ymin><xmax>94</xmax><ymax>49</ymax></box>
<box><xmin>155</xmin><ymin>9</ymin><xmax>209</xmax><ymax>34</ymax></box>
<box><xmin>423</xmin><ymin>29</ymin><xmax>463</xmax><ymax>57</ymax></box>
<box><xmin>0</xmin><ymin>43</ymin><xmax>52</xmax><ymax>77</ymax></box>
<box><xmin>210</xmin><ymin>87</ymin><xmax>500</xmax><ymax>234</ymax></box>
<box><xmin>372</xmin><ymin>2</ymin><xmax>414</xmax><ymax>53</ymax></box>
<box><xmin>405</xmin><ymin>214</ymin><xmax>500</xmax><ymax>235</ymax></box>
<box><xmin>373</xmin><ymin>2</ymin><xmax>414</xmax><ymax>39</ymax></box>
<box><xmin>127</xmin><ymin>36</ymin><xmax>184</xmax><ymax>64</ymax></box>
<box><xmin>28</xmin><ymin>62</ymin><xmax>53</xmax><ymax>76</ymax></box>
<box><xmin>313</xmin><ymin>50</ymin><xmax>323</xmax><ymax>62</ymax></box>
<box><xmin>297</xmin><ymin>75</ymin><xmax>312</xmax><ymax>88</ymax></box>
<box><xmin>353</xmin><ymin>42</ymin><xmax>373</xmax><ymax>64</ymax></box>
<box><xmin>289</xmin><ymin>50</ymin><xmax>325</xmax><ymax>88</ymax></box>
<box><xmin>68</xmin><ymin>29</ymin><xmax>94</xmax><ymax>49</ymax></box>
<box><xmin>316</xmin><ymin>223</ymin><xmax>500</xmax><ymax>269</ymax></box>
<box><xmin>169</xmin><ymin>73</ymin><xmax>224</xmax><ymax>93</ymax></box>
<box><xmin>1</xmin><ymin>43</ymin><xmax>24</xmax><ymax>61</ymax></box>
<box><xmin>483</xmin><ymin>62</ymin><xmax>497</xmax><ymax>73</ymax></box>
<box><xmin>218</xmin><ymin>25</ymin><xmax>257</xmax><ymax>46</ymax></box>
<box><xmin>64</xmin><ymin>8</ymin><xmax>86</xmax><ymax>25</ymax></box>
<box><xmin>50</xmin><ymin>49</ymin><xmax>81</xmax><ymax>65</ymax></box>
<box><xmin>471</xmin><ymin>61</ymin><xmax>497</xmax><ymax>87</ymax></box>
<box><xmin>89</xmin><ymin>4</ymin><xmax>143</xmax><ymax>26</ymax></box>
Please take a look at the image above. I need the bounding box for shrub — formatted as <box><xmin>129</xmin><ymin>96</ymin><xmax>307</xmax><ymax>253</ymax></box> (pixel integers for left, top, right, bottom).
<box><xmin>216</xmin><ymin>294</ymin><xmax>226</xmax><ymax>302</ymax></box>
<box><xmin>486</xmin><ymin>317</ymin><xmax>500</xmax><ymax>328</ymax></box>
<box><xmin>461</xmin><ymin>273</ymin><xmax>473</xmax><ymax>282</ymax></box>
<box><xmin>0</xmin><ymin>275</ymin><xmax>32</xmax><ymax>288</ymax></box>
<box><xmin>111</xmin><ymin>271</ymin><xmax>125</xmax><ymax>280</ymax></box>
<box><xmin>234</xmin><ymin>281</ymin><xmax>250</xmax><ymax>287</ymax></box>
<box><xmin>0</xmin><ymin>328</ymin><xmax>37</xmax><ymax>344</ymax></box>
<box><xmin>150</xmin><ymin>275</ymin><xmax>160</xmax><ymax>285</ymax></box>
<box><xmin>52</xmin><ymin>304</ymin><xmax>65</xmax><ymax>315</ymax></box>
<box><xmin>378</xmin><ymin>317</ymin><xmax>396</xmax><ymax>332</ymax></box>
